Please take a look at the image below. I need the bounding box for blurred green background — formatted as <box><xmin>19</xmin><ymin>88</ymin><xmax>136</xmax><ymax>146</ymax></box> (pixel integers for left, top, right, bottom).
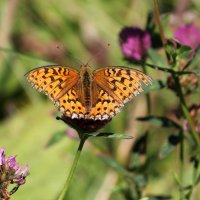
<box><xmin>0</xmin><ymin>0</ymin><xmax>200</xmax><ymax>200</ymax></box>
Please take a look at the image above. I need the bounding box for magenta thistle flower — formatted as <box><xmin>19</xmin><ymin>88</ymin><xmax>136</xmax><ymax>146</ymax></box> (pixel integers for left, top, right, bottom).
<box><xmin>174</xmin><ymin>23</ymin><xmax>200</xmax><ymax>50</ymax></box>
<box><xmin>119</xmin><ymin>26</ymin><xmax>151</xmax><ymax>61</ymax></box>
<box><xmin>0</xmin><ymin>148</ymin><xmax>29</xmax><ymax>199</ymax></box>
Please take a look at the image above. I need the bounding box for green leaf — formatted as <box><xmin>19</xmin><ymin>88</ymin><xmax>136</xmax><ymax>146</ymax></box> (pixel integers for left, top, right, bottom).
<box><xmin>189</xmin><ymin>46</ymin><xmax>200</xmax><ymax>67</ymax></box>
<box><xmin>177</xmin><ymin>45</ymin><xmax>193</xmax><ymax>59</ymax></box>
<box><xmin>165</xmin><ymin>39</ymin><xmax>179</xmax><ymax>67</ymax></box>
<box><xmin>174</xmin><ymin>174</ymin><xmax>195</xmax><ymax>192</ymax></box>
<box><xmin>160</xmin><ymin>133</ymin><xmax>181</xmax><ymax>158</ymax></box>
<box><xmin>159</xmin><ymin>142</ymin><xmax>175</xmax><ymax>158</ymax></box>
<box><xmin>137</xmin><ymin>116</ymin><xmax>182</xmax><ymax>129</ymax></box>
<box><xmin>45</xmin><ymin>130</ymin><xmax>66</xmax><ymax>147</ymax></box>
<box><xmin>86</xmin><ymin>132</ymin><xmax>133</xmax><ymax>139</ymax></box>
<box><xmin>99</xmin><ymin>155</ymin><xmax>129</xmax><ymax>175</ymax></box>
<box><xmin>148</xmin><ymin>48</ymin><xmax>165</xmax><ymax>66</ymax></box>
<box><xmin>133</xmin><ymin>174</ymin><xmax>148</xmax><ymax>188</ymax></box>
<box><xmin>129</xmin><ymin>153</ymin><xmax>142</xmax><ymax>169</ymax></box>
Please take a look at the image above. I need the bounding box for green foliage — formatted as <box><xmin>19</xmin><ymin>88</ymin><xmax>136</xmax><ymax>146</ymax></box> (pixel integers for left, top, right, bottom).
<box><xmin>86</xmin><ymin>132</ymin><xmax>133</xmax><ymax>139</ymax></box>
<box><xmin>0</xmin><ymin>0</ymin><xmax>200</xmax><ymax>199</ymax></box>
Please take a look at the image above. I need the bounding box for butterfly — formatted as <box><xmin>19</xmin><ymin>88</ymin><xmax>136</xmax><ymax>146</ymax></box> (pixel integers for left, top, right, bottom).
<box><xmin>25</xmin><ymin>64</ymin><xmax>152</xmax><ymax>120</ymax></box>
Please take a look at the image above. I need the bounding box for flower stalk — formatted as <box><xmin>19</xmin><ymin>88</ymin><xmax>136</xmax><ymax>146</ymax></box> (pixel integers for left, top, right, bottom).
<box><xmin>153</xmin><ymin>0</ymin><xmax>200</xmax><ymax>146</ymax></box>
<box><xmin>58</xmin><ymin>134</ymin><xmax>88</xmax><ymax>200</ymax></box>
<box><xmin>173</xmin><ymin>75</ymin><xmax>200</xmax><ymax>146</ymax></box>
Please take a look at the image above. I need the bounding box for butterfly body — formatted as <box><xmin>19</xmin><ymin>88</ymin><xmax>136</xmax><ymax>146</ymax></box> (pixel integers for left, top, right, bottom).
<box><xmin>26</xmin><ymin>64</ymin><xmax>152</xmax><ymax>120</ymax></box>
<box><xmin>79</xmin><ymin>65</ymin><xmax>94</xmax><ymax>111</ymax></box>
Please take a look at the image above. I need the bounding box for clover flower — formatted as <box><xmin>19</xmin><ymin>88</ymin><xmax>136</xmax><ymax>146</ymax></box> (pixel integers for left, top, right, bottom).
<box><xmin>0</xmin><ymin>148</ymin><xmax>29</xmax><ymax>199</ymax></box>
<box><xmin>119</xmin><ymin>26</ymin><xmax>151</xmax><ymax>61</ymax></box>
<box><xmin>174</xmin><ymin>23</ymin><xmax>200</xmax><ymax>50</ymax></box>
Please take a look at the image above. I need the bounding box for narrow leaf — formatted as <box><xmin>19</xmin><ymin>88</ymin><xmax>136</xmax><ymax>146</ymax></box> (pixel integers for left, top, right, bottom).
<box><xmin>86</xmin><ymin>132</ymin><xmax>133</xmax><ymax>139</ymax></box>
<box><xmin>159</xmin><ymin>142</ymin><xmax>176</xmax><ymax>159</ymax></box>
<box><xmin>46</xmin><ymin>131</ymin><xmax>66</xmax><ymax>147</ymax></box>
<box><xmin>99</xmin><ymin>155</ymin><xmax>129</xmax><ymax>175</ymax></box>
<box><xmin>178</xmin><ymin>45</ymin><xmax>192</xmax><ymax>58</ymax></box>
<box><xmin>137</xmin><ymin>116</ymin><xmax>181</xmax><ymax>129</ymax></box>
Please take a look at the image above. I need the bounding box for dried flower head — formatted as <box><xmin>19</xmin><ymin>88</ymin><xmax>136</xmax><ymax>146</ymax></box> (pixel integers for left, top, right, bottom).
<box><xmin>174</xmin><ymin>23</ymin><xmax>200</xmax><ymax>51</ymax></box>
<box><xmin>183</xmin><ymin>104</ymin><xmax>200</xmax><ymax>133</ymax></box>
<box><xmin>167</xmin><ymin>73</ymin><xmax>199</xmax><ymax>95</ymax></box>
<box><xmin>167</xmin><ymin>61</ymin><xmax>199</xmax><ymax>95</ymax></box>
<box><xmin>0</xmin><ymin>148</ymin><xmax>29</xmax><ymax>199</ymax></box>
<box><xmin>57</xmin><ymin>115</ymin><xmax>111</xmax><ymax>136</ymax></box>
<box><xmin>119</xmin><ymin>26</ymin><xmax>151</xmax><ymax>61</ymax></box>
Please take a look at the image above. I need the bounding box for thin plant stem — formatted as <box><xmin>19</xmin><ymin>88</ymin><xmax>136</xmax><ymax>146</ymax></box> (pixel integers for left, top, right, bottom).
<box><xmin>153</xmin><ymin>1</ymin><xmax>200</xmax><ymax>199</ymax></box>
<box><xmin>142</xmin><ymin>62</ymin><xmax>198</xmax><ymax>75</ymax></box>
<box><xmin>153</xmin><ymin>0</ymin><xmax>171</xmax><ymax>64</ymax></box>
<box><xmin>173</xmin><ymin>75</ymin><xmax>200</xmax><ymax>146</ymax></box>
<box><xmin>179</xmin><ymin>130</ymin><xmax>184</xmax><ymax>200</ymax></box>
<box><xmin>58</xmin><ymin>135</ymin><xmax>87</xmax><ymax>200</ymax></box>
<box><xmin>153</xmin><ymin>0</ymin><xmax>165</xmax><ymax>45</ymax></box>
<box><xmin>142</xmin><ymin>64</ymin><xmax>151</xmax><ymax>114</ymax></box>
<box><xmin>153</xmin><ymin>0</ymin><xmax>200</xmax><ymax>146</ymax></box>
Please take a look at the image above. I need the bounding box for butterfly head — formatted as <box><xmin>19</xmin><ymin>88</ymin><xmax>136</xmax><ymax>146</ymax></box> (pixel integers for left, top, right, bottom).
<box><xmin>80</xmin><ymin>64</ymin><xmax>93</xmax><ymax>77</ymax></box>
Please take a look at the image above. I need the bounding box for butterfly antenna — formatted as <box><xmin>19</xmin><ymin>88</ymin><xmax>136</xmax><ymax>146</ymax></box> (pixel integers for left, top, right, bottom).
<box><xmin>85</xmin><ymin>43</ymin><xmax>111</xmax><ymax>66</ymax></box>
<box><xmin>55</xmin><ymin>45</ymin><xmax>84</xmax><ymax>66</ymax></box>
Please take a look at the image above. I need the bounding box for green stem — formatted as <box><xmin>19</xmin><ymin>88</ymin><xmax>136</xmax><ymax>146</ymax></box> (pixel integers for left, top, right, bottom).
<box><xmin>142</xmin><ymin>64</ymin><xmax>151</xmax><ymax>114</ymax></box>
<box><xmin>179</xmin><ymin>130</ymin><xmax>184</xmax><ymax>200</ymax></box>
<box><xmin>58</xmin><ymin>135</ymin><xmax>87</xmax><ymax>200</ymax></box>
<box><xmin>153</xmin><ymin>0</ymin><xmax>171</xmax><ymax>64</ymax></box>
<box><xmin>153</xmin><ymin>0</ymin><xmax>165</xmax><ymax>45</ymax></box>
<box><xmin>143</xmin><ymin>62</ymin><xmax>197</xmax><ymax>75</ymax></box>
<box><xmin>173</xmin><ymin>75</ymin><xmax>200</xmax><ymax>146</ymax></box>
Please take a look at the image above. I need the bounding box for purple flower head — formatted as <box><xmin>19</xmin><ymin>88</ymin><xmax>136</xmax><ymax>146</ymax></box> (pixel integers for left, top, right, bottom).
<box><xmin>0</xmin><ymin>148</ymin><xmax>29</xmax><ymax>198</ymax></box>
<box><xmin>119</xmin><ymin>27</ymin><xmax>151</xmax><ymax>61</ymax></box>
<box><xmin>174</xmin><ymin>23</ymin><xmax>200</xmax><ymax>50</ymax></box>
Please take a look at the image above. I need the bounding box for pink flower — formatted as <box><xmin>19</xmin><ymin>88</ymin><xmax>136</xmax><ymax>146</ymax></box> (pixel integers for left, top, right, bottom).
<box><xmin>174</xmin><ymin>23</ymin><xmax>200</xmax><ymax>50</ymax></box>
<box><xmin>0</xmin><ymin>148</ymin><xmax>29</xmax><ymax>198</ymax></box>
<box><xmin>119</xmin><ymin>27</ymin><xmax>151</xmax><ymax>61</ymax></box>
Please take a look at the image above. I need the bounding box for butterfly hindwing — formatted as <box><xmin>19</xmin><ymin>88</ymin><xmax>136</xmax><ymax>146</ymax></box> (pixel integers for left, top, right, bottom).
<box><xmin>88</xmin><ymin>86</ymin><xmax>123</xmax><ymax>120</ymax></box>
<box><xmin>57</xmin><ymin>88</ymin><xmax>86</xmax><ymax>118</ymax></box>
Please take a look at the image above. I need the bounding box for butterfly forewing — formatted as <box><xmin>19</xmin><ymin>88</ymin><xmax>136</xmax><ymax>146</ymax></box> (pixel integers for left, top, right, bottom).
<box><xmin>26</xmin><ymin>65</ymin><xmax>87</xmax><ymax>118</ymax></box>
<box><xmin>92</xmin><ymin>67</ymin><xmax>152</xmax><ymax>119</ymax></box>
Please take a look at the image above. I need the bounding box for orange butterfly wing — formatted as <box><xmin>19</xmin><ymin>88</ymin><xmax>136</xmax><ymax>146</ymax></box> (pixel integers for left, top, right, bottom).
<box><xmin>25</xmin><ymin>65</ymin><xmax>87</xmax><ymax>118</ymax></box>
<box><xmin>26</xmin><ymin>65</ymin><xmax>152</xmax><ymax>120</ymax></box>
<box><xmin>90</xmin><ymin>67</ymin><xmax>152</xmax><ymax>120</ymax></box>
